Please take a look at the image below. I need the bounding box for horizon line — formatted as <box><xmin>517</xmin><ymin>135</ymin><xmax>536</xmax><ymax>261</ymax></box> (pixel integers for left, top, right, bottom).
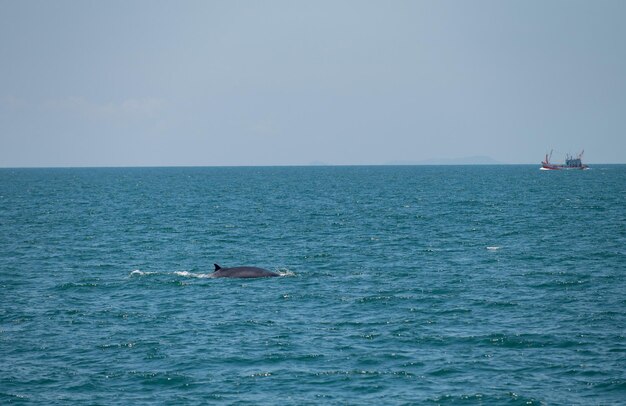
<box><xmin>1</xmin><ymin>162</ymin><xmax>623</xmax><ymax>170</ymax></box>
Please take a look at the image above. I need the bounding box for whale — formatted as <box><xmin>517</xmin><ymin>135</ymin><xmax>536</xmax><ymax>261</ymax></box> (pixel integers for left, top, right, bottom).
<box><xmin>211</xmin><ymin>264</ymin><xmax>279</xmax><ymax>278</ymax></box>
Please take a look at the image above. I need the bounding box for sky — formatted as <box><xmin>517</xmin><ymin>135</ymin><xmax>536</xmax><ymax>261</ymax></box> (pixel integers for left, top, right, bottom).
<box><xmin>1</xmin><ymin>0</ymin><xmax>625</xmax><ymax>167</ymax></box>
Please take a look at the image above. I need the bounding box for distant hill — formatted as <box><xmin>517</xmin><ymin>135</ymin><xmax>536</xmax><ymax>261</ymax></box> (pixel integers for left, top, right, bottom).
<box><xmin>308</xmin><ymin>161</ymin><xmax>330</xmax><ymax>166</ymax></box>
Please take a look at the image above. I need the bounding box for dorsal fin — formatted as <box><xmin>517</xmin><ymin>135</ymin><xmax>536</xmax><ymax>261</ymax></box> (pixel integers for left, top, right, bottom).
<box><xmin>214</xmin><ymin>264</ymin><xmax>222</xmax><ymax>272</ymax></box>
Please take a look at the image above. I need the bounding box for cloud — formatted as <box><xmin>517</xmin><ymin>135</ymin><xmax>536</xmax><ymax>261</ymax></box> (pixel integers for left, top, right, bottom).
<box><xmin>44</xmin><ymin>97</ymin><xmax>166</xmax><ymax>120</ymax></box>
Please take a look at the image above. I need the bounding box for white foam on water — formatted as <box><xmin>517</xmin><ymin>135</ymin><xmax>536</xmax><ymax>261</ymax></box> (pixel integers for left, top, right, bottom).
<box><xmin>129</xmin><ymin>270</ymin><xmax>157</xmax><ymax>277</ymax></box>
<box><xmin>174</xmin><ymin>271</ymin><xmax>213</xmax><ymax>279</ymax></box>
<box><xmin>277</xmin><ymin>269</ymin><xmax>296</xmax><ymax>277</ymax></box>
<box><xmin>486</xmin><ymin>246</ymin><xmax>501</xmax><ymax>251</ymax></box>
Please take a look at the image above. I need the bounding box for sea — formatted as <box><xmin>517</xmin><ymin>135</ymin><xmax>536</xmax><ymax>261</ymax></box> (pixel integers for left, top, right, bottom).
<box><xmin>0</xmin><ymin>165</ymin><xmax>624</xmax><ymax>405</ymax></box>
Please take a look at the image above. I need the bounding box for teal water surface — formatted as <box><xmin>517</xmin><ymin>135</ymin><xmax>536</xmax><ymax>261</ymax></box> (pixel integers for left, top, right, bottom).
<box><xmin>1</xmin><ymin>165</ymin><xmax>625</xmax><ymax>404</ymax></box>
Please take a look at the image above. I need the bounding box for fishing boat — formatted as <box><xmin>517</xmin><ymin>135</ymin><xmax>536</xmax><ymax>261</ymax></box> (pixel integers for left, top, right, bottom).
<box><xmin>541</xmin><ymin>150</ymin><xmax>588</xmax><ymax>170</ymax></box>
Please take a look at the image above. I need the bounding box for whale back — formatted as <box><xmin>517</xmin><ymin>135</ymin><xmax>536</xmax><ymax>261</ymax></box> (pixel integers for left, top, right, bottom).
<box><xmin>212</xmin><ymin>264</ymin><xmax>279</xmax><ymax>278</ymax></box>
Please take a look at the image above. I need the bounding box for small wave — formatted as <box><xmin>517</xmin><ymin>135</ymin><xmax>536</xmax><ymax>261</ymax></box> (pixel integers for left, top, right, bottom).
<box><xmin>129</xmin><ymin>270</ymin><xmax>157</xmax><ymax>277</ymax></box>
<box><xmin>249</xmin><ymin>372</ymin><xmax>273</xmax><ymax>377</ymax></box>
<box><xmin>174</xmin><ymin>271</ymin><xmax>213</xmax><ymax>279</ymax></box>
<box><xmin>57</xmin><ymin>282</ymin><xmax>99</xmax><ymax>289</ymax></box>
<box><xmin>0</xmin><ymin>392</ymin><xmax>29</xmax><ymax>400</ymax></box>
<box><xmin>486</xmin><ymin>246</ymin><xmax>501</xmax><ymax>251</ymax></box>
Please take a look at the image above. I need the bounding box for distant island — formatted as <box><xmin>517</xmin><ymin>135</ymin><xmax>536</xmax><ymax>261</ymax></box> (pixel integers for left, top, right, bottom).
<box><xmin>308</xmin><ymin>161</ymin><xmax>330</xmax><ymax>166</ymax></box>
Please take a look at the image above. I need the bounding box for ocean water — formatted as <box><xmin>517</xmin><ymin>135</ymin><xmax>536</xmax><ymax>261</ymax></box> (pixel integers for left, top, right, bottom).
<box><xmin>0</xmin><ymin>165</ymin><xmax>624</xmax><ymax>405</ymax></box>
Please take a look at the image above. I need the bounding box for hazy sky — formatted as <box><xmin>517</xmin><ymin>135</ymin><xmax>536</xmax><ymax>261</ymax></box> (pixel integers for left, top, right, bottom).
<box><xmin>1</xmin><ymin>0</ymin><xmax>624</xmax><ymax>167</ymax></box>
